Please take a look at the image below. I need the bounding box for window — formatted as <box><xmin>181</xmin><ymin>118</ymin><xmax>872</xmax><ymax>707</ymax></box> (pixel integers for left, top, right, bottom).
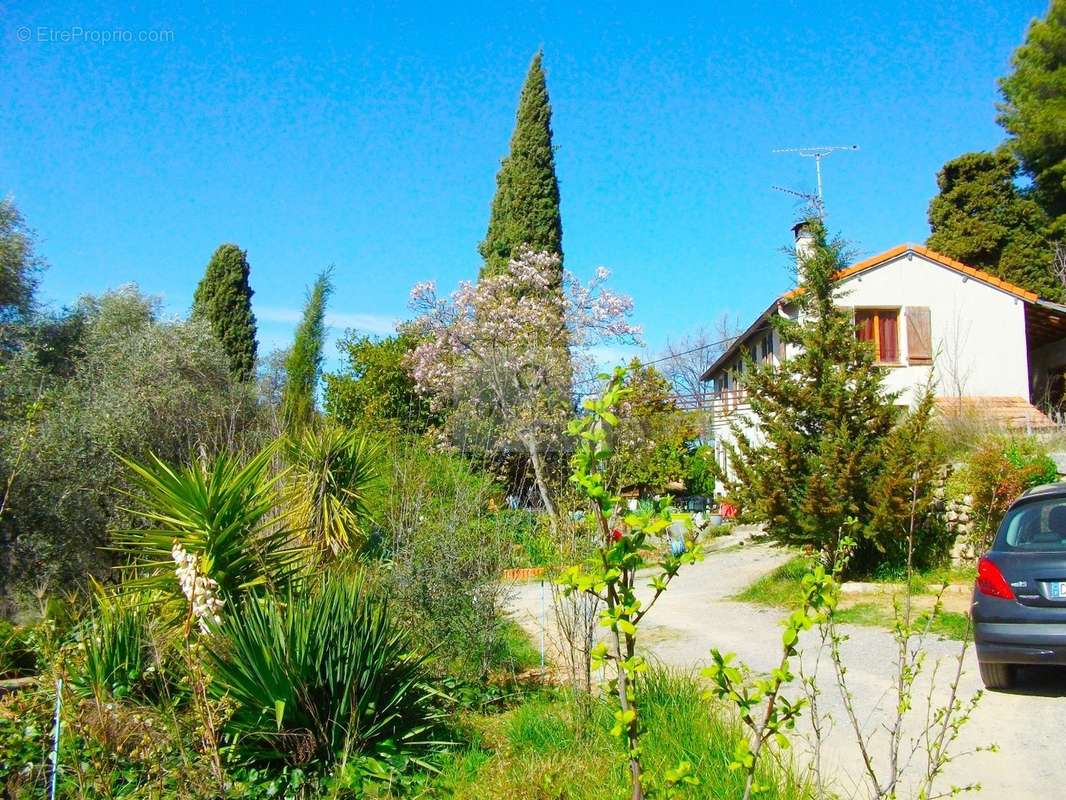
<box><xmin>855</xmin><ymin>308</ymin><xmax>899</xmax><ymax>363</ymax></box>
<box><xmin>759</xmin><ymin>333</ymin><xmax>773</xmax><ymax>362</ymax></box>
<box><xmin>999</xmin><ymin>497</ymin><xmax>1066</xmax><ymax>552</ymax></box>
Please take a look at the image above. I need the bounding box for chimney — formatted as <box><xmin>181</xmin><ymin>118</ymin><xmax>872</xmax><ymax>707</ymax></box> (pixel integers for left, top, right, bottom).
<box><xmin>792</xmin><ymin>221</ymin><xmax>816</xmax><ymax>266</ymax></box>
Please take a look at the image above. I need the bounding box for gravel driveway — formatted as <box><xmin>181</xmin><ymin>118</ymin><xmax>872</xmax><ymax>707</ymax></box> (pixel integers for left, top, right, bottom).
<box><xmin>508</xmin><ymin>536</ymin><xmax>1066</xmax><ymax>798</ymax></box>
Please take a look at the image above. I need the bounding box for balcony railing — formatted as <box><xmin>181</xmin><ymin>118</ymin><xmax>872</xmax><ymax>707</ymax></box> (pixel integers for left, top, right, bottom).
<box><xmin>670</xmin><ymin>389</ymin><xmax>750</xmax><ymax>416</ymax></box>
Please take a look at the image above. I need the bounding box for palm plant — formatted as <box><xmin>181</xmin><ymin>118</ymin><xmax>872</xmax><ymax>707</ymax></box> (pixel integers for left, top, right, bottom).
<box><xmin>116</xmin><ymin>444</ymin><xmax>304</xmax><ymax>605</ymax></box>
<box><xmin>283</xmin><ymin>423</ymin><xmax>380</xmax><ymax>557</ymax></box>
<box><xmin>205</xmin><ymin>571</ymin><xmax>442</xmax><ymax>767</ymax></box>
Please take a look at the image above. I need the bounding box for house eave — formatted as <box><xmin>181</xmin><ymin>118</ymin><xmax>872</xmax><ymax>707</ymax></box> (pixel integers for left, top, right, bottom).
<box><xmin>699</xmin><ymin>300</ymin><xmax>781</xmax><ymax>382</ymax></box>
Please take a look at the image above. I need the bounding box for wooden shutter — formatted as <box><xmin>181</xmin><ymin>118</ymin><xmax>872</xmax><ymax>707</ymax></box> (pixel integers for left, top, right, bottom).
<box><xmin>855</xmin><ymin>309</ymin><xmax>875</xmax><ymax>343</ymax></box>
<box><xmin>906</xmin><ymin>307</ymin><xmax>932</xmax><ymax>364</ymax></box>
<box><xmin>879</xmin><ymin>313</ymin><xmax>898</xmax><ymax>362</ymax></box>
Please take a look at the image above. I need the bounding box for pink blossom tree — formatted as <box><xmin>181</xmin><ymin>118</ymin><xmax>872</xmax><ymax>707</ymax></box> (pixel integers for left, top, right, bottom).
<box><xmin>407</xmin><ymin>249</ymin><xmax>642</xmax><ymax>522</ymax></box>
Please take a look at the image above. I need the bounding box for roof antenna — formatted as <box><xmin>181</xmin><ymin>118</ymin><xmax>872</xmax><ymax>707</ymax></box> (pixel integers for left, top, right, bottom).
<box><xmin>771</xmin><ymin>144</ymin><xmax>859</xmax><ymax>218</ymax></box>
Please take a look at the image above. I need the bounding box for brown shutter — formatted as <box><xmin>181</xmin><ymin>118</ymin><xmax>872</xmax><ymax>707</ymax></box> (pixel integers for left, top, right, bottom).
<box><xmin>879</xmin><ymin>312</ymin><xmax>899</xmax><ymax>362</ymax></box>
<box><xmin>906</xmin><ymin>307</ymin><xmax>932</xmax><ymax>364</ymax></box>
<box><xmin>855</xmin><ymin>309</ymin><xmax>876</xmax><ymax>343</ymax></box>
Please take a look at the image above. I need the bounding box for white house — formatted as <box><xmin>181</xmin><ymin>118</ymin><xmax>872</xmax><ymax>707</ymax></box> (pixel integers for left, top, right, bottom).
<box><xmin>701</xmin><ymin>224</ymin><xmax>1066</xmax><ymax>490</ymax></box>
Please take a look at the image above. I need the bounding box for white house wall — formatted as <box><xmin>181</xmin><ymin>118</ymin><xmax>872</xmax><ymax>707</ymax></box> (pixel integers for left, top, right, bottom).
<box><xmin>831</xmin><ymin>252</ymin><xmax>1030</xmax><ymax>403</ymax></box>
<box><xmin>707</xmin><ymin>250</ymin><xmax>1034</xmax><ymax>494</ymax></box>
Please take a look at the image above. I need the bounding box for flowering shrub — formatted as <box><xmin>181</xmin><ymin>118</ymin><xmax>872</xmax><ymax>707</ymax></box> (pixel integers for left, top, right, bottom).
<box><xmin>406</xmin><ymin>249</ymin><xmax>641</xmax><ymax>519</ymax></box>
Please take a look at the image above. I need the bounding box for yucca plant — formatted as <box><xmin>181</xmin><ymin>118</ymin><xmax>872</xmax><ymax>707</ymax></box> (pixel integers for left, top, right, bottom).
<box><xmin>205</xmin><ymin>571</ymin><xmax>442</xmax><ymax>767</ymax></box>
<box><xmin>69</xmin><ymin>588</ymin><xmax>157</xmax><ymax>701</ymax></box>
<box><xmin>283</xmin><ymin>423</ymin><xmax>380</xmax><ymax>557</ymax></box>
<box><xmin>116</xmin><ymin>444</ymin><xmax>304</xmax><ymax>605</ymax></box>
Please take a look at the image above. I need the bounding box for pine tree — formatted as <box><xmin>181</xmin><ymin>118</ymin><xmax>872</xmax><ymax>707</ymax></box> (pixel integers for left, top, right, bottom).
<box><xmin>192</xmin><ymin>244</ymin><xmax>258</xmax><ymax>381</ymax></box>
<box><xmin>281</xmin><ymin>269</ymin><xmax>332</xmax><ymax>431</ymax></box>
<box><xmin>727</xmin><ymin>220</ymin><xmax>940</xmax><ymax>575</ymax></box>
<box><xmin>479</xmin><ymin>51</ymin><xmax>563</xmax><ymax>280</ymax></box>
<box><xmin>927</xmin><ymin>150</ymin><xmax>1057</xmax><ymax>299</ymax></box>
<box><xmin>998</xmin><ymin>0</ymin><xmax>1066</xmax><ymax>232</ymax></box>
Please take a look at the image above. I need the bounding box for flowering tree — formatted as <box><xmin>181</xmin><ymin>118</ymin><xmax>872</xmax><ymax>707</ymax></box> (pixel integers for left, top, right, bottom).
<box><xmin>407</xmin><ymin>249</ymin><xmax>641</xmax><ymax>521</ymax></box>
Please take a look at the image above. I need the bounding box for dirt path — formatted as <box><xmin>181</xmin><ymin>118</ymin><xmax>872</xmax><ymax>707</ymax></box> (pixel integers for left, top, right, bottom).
<box><xmin>508</xmin><ymin>537</ymin><xmax>1066</xmax><ymax>798</ymax></box>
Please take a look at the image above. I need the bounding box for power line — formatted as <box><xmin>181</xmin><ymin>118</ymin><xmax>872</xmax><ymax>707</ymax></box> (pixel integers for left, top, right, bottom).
<box><xmin>572</xmin><ymin>331</ymin><xmax>744</xmax><ymax>389</ymax></box>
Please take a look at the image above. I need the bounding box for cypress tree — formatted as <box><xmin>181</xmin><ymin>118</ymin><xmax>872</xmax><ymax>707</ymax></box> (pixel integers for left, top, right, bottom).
<box><xmin>479</xmin><ymin>51</ymin><xmax>563</xmax><ymax>280</ymax></box>
<box><xmin>192</xmin><ymin>244</ymin><xmax>258</xmax><ymax>381</ymax></box>
<box><xmin>281</xmin><ymin>269</ymin><xmax>333</xmax><ymax>431</ymax></box>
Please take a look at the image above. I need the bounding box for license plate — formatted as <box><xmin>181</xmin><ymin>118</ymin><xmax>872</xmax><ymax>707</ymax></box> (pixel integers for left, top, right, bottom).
<box><xmin>1050</xmin><ymin>582</ymin><xmax>1066</xmax><ymax>598</ymax></box>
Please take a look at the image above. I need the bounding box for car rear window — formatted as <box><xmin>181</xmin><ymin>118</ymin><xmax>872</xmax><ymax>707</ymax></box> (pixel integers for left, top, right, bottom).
<box><xmin>998</xmin><ymin>496</ymin><xmax>1066</xmax><ymax>551</ymax></box>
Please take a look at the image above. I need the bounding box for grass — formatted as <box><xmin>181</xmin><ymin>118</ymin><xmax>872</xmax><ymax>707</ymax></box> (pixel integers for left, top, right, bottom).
<box><xmin>736</xmin><ymin>556</ymin><xmax>974</xmax><ymax>641</ymax></box>
<box><xmin>496</xmin><ymin>619</ymin><xmax>543</xmax><ymax>673</ymax></box>
<box><xmin>835</xmin><ymin>603</ymin><xmax>972</xmax><ymax>639</ymax></box>
<box><xmin>428</xmin><ymin>668</ymin><xmax>814</xmax><ymax>800</ymax></box>
<box><xmin>735</xmin><ymin>555</ymin><xmax>812</xmax><ymax>606</ymax></box>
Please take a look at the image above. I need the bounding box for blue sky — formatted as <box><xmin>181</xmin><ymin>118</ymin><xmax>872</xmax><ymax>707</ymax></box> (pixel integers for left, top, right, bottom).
<box><xmin>0</xmin><ymin>1</ymin><xmax>1047</xmax><ymax>369</ymax></box>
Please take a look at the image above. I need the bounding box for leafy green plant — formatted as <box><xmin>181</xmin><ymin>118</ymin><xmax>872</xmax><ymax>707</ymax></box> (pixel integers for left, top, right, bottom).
<box><xmin>69</xmin><ymin>589</ymin><xmax>156</xmax><ymax>701</ymax></box>
<box><xmin>116</xmin><ymin>444</ymin><xmax>304</xmax><ymax>604</ymax></box>
<box><xmin>0</xmin><ymin>620</ymin><xmax>35</xmax><ymax>678</ymax></box>
<box><xmin>726</xmin><ymin>221</ymin><xmax>945</xmax><ymax>576</ymax></box>
<box><xmin>205</xmin><ymin>570</ymin><xmax>443</xmax><ymax>768</ymax></box>
<box><xmin>558</xmin><ymin>367</ymin><xmax>703</xmax><ymax>800</ymax></box>
<box><xmin>375</xmin><ymin>437</ymin><xmax>516</xmax><ymax>680</ymax></box>
<box><xmin>283</xmin><ymin>422</ymin><xmax>380</xmax><ymax>557</ymax></box>
<box><xmin>955</xmin><ymin>433</ymin><xmax>1058</xmax><ymax>551</ymax></box>
<box><xmin>704</xmin><ymin>560</ymin><xmax>837</xmax><ymax>800</ymax></box>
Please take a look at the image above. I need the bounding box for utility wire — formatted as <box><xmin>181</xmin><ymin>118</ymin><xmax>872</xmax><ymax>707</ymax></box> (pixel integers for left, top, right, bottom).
<box><xmin>572</xmin><ymin>331</ymin><xmax>744</xmax><ymax>390</ymax></box>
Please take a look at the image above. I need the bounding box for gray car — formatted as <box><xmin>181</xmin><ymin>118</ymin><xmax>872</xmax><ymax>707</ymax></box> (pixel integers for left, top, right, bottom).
<box><xmin>972</xmin><ymin>483</ymin><xmax>1066</xmax><ymax>690</ymax></box>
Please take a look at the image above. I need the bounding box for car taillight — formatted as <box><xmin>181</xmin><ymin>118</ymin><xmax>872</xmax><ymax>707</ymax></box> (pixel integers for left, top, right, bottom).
<box><xmin>976</xmin><ymin>557</ymin><xmax>1015</xmax><ymax>600</ymax></box>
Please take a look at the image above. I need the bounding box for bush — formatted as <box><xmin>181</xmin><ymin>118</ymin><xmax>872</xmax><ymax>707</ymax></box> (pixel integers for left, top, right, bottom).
<box><xmin>282</xmin><ymin>422</ymin><xmax>381</xmax><ymax>558</ymax></box>
<box><xmin>206</xmin><ymin>570</ymin><xmax>441</xmax><ymax>768</ymax></box>
<box><xmin>68</xmin><ymin>590</ymin><xmax>157</xmax><ymax>702</ymax></box>
<box><xmin>0</xmin><ymin>286</ymin><xmax>266</xmax><ymax>612</ymax></box>
<box><xmin>953</xmin><ymin>433</ymin><xmax>1059</xmax><ymax>551</ymax></box>
<box><xmin>497</xmin><ymin>509</ymin><xmax>563</xmax><ymax>568</ymax></box>
<box><xmin>375</xmin><ymin>438</ymin><xmax>516</xmax><ymax>679</ymax></box>
<box><xmin>0</xmin><ymin>620</ymin><xmax>35</xmax><ymax>678</ymax></box>
<box><xmin>116</xmin><ymin>445</ymin><xmax>305</xmax><ymax>607</ymax></box>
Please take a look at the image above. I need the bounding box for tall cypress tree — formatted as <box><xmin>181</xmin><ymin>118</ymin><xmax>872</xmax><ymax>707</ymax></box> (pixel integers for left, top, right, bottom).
<box><xmin>192</xmin><ymin>244</ymin><xmax>258</xmax><ymax>381</ymax></box>
<box><xmin>281</xmin><ymin>268</ymin><xmax>333</xmax><ymax>431</ymax></box>
<box><xmin>479</xmin><ymin>51</ymin><xmax>563</xmax><ymax>280</ymax></box>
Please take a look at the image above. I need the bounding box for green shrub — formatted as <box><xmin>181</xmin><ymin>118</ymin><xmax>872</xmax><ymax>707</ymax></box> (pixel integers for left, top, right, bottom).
<box><xmin>116</xmin><ymin>444</ymin><xmax>305</xmax><ymax>604</ymax></box>
<box><xmin>69</xmin><ymin>590</ymin><xmax>158</xmax><ymax>702</ymax></box>
<box><xmin>375</xmin><ymin>438</ymin><xmax>515</xmax><ymax>679</ymax></box>
<box><xmin>497</xmin><ymin>509</ymin><xmax>562</xmax><ymax>568</ymax></box>
<box><xmin>1004</xmin><ymin>437</ymin><xmax>1058</xmax><ymax>486</ymax></box>
<box><xmin>282</xmin><ymin>422</ymin><xmax>381</xmax><ymax>558</ymax></box>
<box><xmin>955</xmin><ymin>433</ymin><xmax>1059</xmax><ymax>550</ymax></box>
<box><xmin>206</xmin><ymin>570</ymin><xmax>442</xmax><ymax>768</ymax></box>
<box><xmin>0</xmin><ymin>620</ymin><xmax>35</xmax><ymax>678</ymax></box>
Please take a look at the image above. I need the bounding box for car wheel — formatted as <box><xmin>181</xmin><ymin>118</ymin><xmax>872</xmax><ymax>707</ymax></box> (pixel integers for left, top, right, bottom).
<box><xmin>978</xmin><ymin>661</ymin><xmax>1014</xmax><ymax>690</ymax></box>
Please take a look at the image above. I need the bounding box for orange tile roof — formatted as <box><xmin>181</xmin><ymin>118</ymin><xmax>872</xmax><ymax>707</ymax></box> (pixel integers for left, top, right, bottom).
<box><xmin>782</xmin><ymin>244</ymin><xmax>1039</xmax><ymax>303</ymax></box>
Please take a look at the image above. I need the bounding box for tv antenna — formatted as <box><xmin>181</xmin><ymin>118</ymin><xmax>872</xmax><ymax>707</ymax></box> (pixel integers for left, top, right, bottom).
<box><xmin>771</xmin><ymin>144</ymin><xmax>859</xmax><ymax>217</ymax></box>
